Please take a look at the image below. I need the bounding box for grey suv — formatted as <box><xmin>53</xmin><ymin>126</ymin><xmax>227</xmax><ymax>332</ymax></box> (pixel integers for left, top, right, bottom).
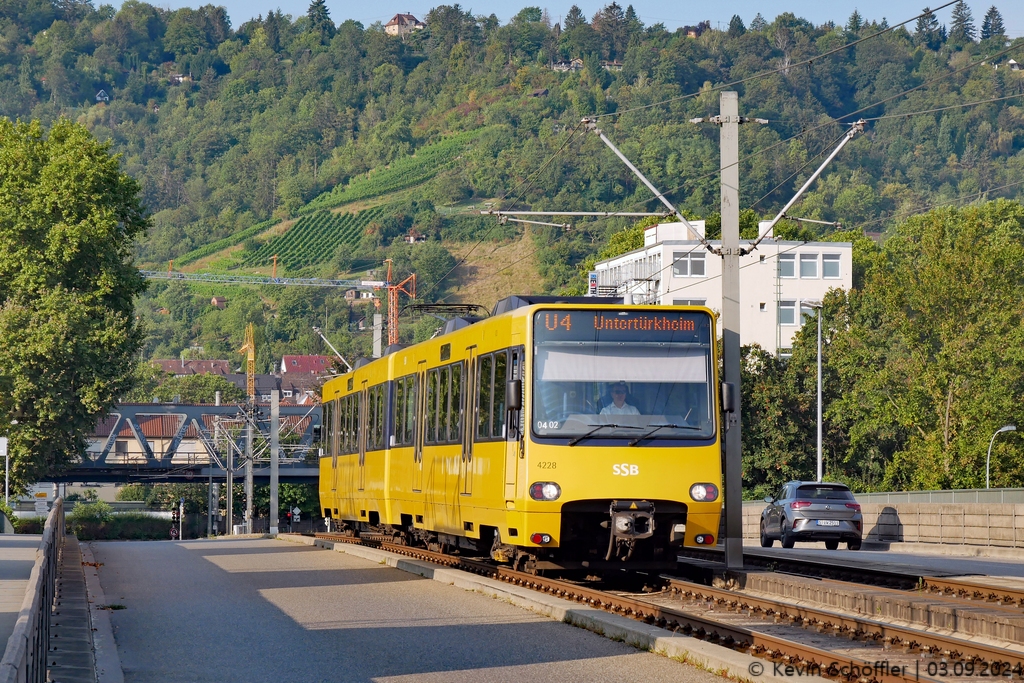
<box><xmin>760</xmin><ymin>481</ymin><xmax>863</xmax><ymax>550</ymax></box>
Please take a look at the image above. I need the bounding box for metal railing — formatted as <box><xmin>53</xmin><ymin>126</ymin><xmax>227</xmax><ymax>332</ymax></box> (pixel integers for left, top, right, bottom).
<box><xmin>0</xmin><ymin>498</ymin><xmax>64</xmax><ymax>683</ymax></box>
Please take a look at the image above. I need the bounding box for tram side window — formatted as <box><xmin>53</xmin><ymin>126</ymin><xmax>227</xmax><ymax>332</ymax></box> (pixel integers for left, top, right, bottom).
<box><xmin>393</xmin><ymin>375</ymin><xmax>416</xmax><ymax>447</ymax></box>
<box><xmin>366</xmin><ymin>385</ymin><xmax>385</xmax><ymax>451</ymax></box>
<box><xmin>366</xmin><ymin>388</ymin><xmax>376</xmax><ymax>450</ymax></box>
<box><xmin>477</xmin><ymin>355</ymin><xmax>493</xmax><ymax>438</ymax></box>
<box><xmin>329</xmin><ymin>401</ymin><xmax>339</xmax><ymax>459</ymax></box>
<box><xmin>449</xmin><ymin>363</ymin><xmax>462</xmax><ymax>441</ymax></box>
<box><xmin>427</xmin><ymin>370</ymin><xmax>438</xmax><ymax>443</ymax></box>
<box><xmin>492</xmin><ymin>352</ymin><xmax>507</xmax><ymax>438</ymax></box>
<box><xmin>349</xmin><ymin>394</ymin><xmax>360</xmax><ymax>454</ymax></box>
<box><xmin>374</xmin><ymin>385</ymin><xmax>385</xmax><ymax>449</ymax></box>
<box><xmin>439</xmin><ymin>366</ymin><xmax>450</xmax><ymax>442</ymax></box>
<box><xmin>339</xmin><ymin>395</ymin><xmax>350</xmax><ymax>454</ymax></box>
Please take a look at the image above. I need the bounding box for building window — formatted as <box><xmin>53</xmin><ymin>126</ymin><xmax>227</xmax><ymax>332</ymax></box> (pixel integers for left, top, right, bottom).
<box><xmin>822</xmin><ymin>254</ymin><xmax>840</xmax><ymax>279</ymax></box>
<box><xmin>800</xmin><ymin>302</ymin><xmax>818</xmax><ymax>325</ymax></box>
<box><xmin>778</xmin><ymin>254</ymin><xmax>795</xmax><ymax>278</ymax></box>
<box><xmin>672</xmin><ymin>252</ymin><xmax>706</xmax><ymax>277</ymax></box>
<box><xmin>672</xmin><ymin>299</ymin><xmax>707</xmax><ymax>306</ymax></box>
<box><xmin>283</xmin><ymin>390</ymin><xmax>293</xmax><ymax>397</ymax></box>
<box><xmin>799</xmin><ymin>253</ymin><xmax>818</xmax><ymax>278</ymax></box>
<box><xmin>779</xmin><ymin>301</ymin><xmax>796</xmax><ymax>325</ymax></box>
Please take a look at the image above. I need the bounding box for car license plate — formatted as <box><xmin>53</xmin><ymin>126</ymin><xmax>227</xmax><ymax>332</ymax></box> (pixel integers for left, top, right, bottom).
<box><xmin>817</xmin><ymin>520</ymin><xmax>840</xmax><ymax>527</ymax></box>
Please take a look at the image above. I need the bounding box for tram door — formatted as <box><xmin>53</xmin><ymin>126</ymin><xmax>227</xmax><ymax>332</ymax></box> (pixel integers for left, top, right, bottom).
<box><xmin>504</xmin><ymin>346</ymin><xmax>523</xmax><ymax>501</ymax></box>
<box><xmin>413</xmin><ymin>361</ymin><xmax>426</xmax><ymax>492</ymax></box>
<box><xmin>358</xmin><ymin>382</ymin><xmax>368</xmax><ymax>491</ymax></box>
<box><xmin>460</xmin><ymin>347</ymin><xmax>476</xmax><ymax>496</ymax></box>
<box><xmin>330</xmin><ymin>400</ymin><xmax>340</xmax><ymax>496</ymax></box>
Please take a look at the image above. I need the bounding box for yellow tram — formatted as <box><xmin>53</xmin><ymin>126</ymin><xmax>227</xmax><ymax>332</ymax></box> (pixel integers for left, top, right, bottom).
<box><xmin>319</xmin><ymin>295</ymin><xmax>723</xmax><ymax>572</ymax></box>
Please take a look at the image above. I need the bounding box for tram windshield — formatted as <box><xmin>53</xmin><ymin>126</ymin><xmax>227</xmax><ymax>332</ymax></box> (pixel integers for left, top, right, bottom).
<box><xmin>532</xmin><ymin>309</ymin><xmax>715</xmax><ymax>442</ymax></box>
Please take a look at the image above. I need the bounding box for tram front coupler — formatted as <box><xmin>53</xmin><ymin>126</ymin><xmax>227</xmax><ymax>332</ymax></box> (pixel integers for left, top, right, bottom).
<box><xmin>607</xmin><ymin>500</ymin><xmax>655</xmax><ymax>539</ymax></box>
<box><xmin>601</xmin><ymin>500</ymin><xmax>655</xmax><ymax>561</ymax></box>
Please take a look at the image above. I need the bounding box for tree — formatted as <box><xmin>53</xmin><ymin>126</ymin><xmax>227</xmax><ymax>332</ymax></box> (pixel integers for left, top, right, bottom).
<box><xmin>749</xmin><ymin>13</ymin><xmax>768</xmax><ymax>32</ymax></box>
<box><xmin>728</xmin><ymin>15</ymin><xmax>746</xmax><ymax>37</ymax></box>
<box><xmin>0</xmin><ymin>119</ymin><xmax>147</xmax><ymax>487</ymax></box>
<box><xmin>306</xmin><ymin>0</ymin><xmax>335</xmax><ymax>43</ymax></box>
<box><xmin>826</xmin><ymin>201</ymin><xmax>1024</xmax><ymax>490</ymax></box>
<box><xmin>846</xmin><ymin>9</ymin><xmax>863</xmax><ymax>33</ymax></box>
<box><xmin>949</xmin><ymin>0</ymin><xmax>975</xmax><ymax>43</ymax></box>
<box><xmin>563</xmin><ymin>5</ymin><xmax>586</xmax><ymax>30</ymax></box>
<box><xmin>980</xmin><ymin>6</ymin><xmax>1004</xmax><ymax>40</ymax></box>
<box><xmin>915</xmin><ymin>7</ymin><xmax>942</xmax><ymax>49</ymax></box>
<box><xmin>164</xmin><ymin>9</ymin><xmax>207</xmax><ymax>59</ymax></box>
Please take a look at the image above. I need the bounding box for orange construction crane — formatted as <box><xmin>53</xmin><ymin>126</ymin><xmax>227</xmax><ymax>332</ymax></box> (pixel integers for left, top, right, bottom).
<box><xmin>383</xmin><ymin>259</ymin><xmax>415</xmax><ymax>346</ymax></box>
<box><xmin>239</xmin><ymin>323</ymin><xmax>256</xmax><ymax>402</ymax></box>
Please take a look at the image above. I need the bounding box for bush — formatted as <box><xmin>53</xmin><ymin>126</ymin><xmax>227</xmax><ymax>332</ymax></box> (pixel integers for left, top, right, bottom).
<box><xmin>0</xmin><ymin>500</ymin><xmax>18</xmax><ymax>531</ymax></box>
<box><xmin>70</xmin><ymin>512</ymin><xmax>173</xmax><ymax>541</ymax></box>
<box><xmin>68</xmin><ymin>500</ymin><xmax>114</xmax><ymax>525</ymax></box>
<box><xmin>15</xmin><ymin>517</ymin><xmax>44</xmax><ymax>534</ymax></box>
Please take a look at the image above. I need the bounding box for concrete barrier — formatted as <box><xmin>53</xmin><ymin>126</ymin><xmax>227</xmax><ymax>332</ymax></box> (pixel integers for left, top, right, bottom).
<box><xmin>0</xmin><ymin>499</ymin><xmax>64</xmax><ymax>683</ymax></box>
<box><xmin>742</xmin><ymin>500</ymin><xmax>1024</xmax><ymax>548</ymax></box>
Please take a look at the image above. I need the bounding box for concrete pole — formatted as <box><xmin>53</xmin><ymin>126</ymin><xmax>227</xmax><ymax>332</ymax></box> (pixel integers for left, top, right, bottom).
<box><xmin>270</xmin><ymin>390</ymin><xmax>280</xmax><ymax>535</ymax></box>
<box><xmin>719</xmin><ymin>92</ymin><xmax>744</xmax><ymax>570</ymax></box>
<box><xmin>245</xmin><ymin>408</ymin><xmax>254</xmax><ymax>533</ymax></box>
<box><xmin>226</xmin><ymin>423</ymin><xmax>234</xmax><ymax>534</ymax></box>
<box><xmin>207</xmin><ymin>469</ymin><xmax>213</xmax><ymax>537</ymax></box>
<box><xmin>372</xmin><ymin>313</ymin><xmax>383</xmax><ymax>358</ymax></box>
<box><xmin>817</xmin><ymin>310</ymin><xmax>823</xmax><ymax>483</ymax></box>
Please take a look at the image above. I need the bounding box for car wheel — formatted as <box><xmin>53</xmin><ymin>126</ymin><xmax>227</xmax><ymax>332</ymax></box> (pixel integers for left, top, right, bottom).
<box><xmin>848</xmin><ymin>541</ymin><xmax>861</xmax><ymax>551</ymax></box>
<box><xmin>825</xmin><ymin>540</ymin><xmax>839</xmax><ymax>550</ymax></box>
<box><xmin>781</xmin><ymin>523</ymin><xmax>795</xmax><ymax>549</ymax></box>
<box><xmin>760</xmin><ymin>521</ymin><xmax>773</xmax><ymax>548</ymax></box>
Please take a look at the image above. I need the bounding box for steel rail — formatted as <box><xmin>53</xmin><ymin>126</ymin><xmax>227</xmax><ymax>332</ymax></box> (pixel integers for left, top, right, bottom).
<box><xmin>312</xmin><ymin>534</ymin><xmax>939</xmax><ymax>683</ymax></box>
<box><xmin>920</xmin><ymin>576</ymin><xmax>1024</xmax><ymax>608</ymax></box>
<box><xmin>677</xmin><ymin>548</ymin><xmax>924</xmax><ymax>588</ymax></box>
<box><xmin>664</xmin><ymin>576</ymin><xmax>1024</xmax><ymax>668</ymax></box>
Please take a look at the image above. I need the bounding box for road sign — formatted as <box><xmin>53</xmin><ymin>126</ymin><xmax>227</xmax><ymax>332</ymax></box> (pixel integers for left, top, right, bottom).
<box><xmin>0</xmin><ymin>437</ymin><xmax>7</xmax><ymax>455</ymax></box>
<box><xmin>292</xmin><ymin>506</ymin><xmax>301</xmax><ymax>523</ymax></box>
<box><xmin>588</xmin><ymin>272</ymin><xmax>598</xmax><ymax>296</ymax></box>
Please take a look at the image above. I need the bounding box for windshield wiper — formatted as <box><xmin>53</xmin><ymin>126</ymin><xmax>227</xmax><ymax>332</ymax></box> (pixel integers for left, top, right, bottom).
<box><xmin>628</xmin><ymin>423</ymin><xmax>703</xmax><ymax>446</ymax></box>
<box><xmin>568</xmin><ymin>424</ymin><xmax>641</xmax><ymax>446</ymax></box>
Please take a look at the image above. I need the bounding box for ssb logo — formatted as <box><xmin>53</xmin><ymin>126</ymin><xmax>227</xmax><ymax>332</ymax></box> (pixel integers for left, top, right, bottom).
<box><xmin>612</xmin><ymin>463</ymin><xmax>640</xmax><ymax>476</ymax></box>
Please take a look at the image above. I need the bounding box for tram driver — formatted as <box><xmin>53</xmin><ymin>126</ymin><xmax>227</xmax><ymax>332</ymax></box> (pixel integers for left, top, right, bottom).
<box><xmin>600</xmin><ymin>382</ymin><xmax>640</xmax><ymax>416</ymax></box>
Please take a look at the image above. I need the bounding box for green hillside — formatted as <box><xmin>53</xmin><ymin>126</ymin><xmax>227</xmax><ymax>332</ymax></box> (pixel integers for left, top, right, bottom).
<box><xmin>246</xmin><ymin>207</ymin><xmax>387</xmax><ymax>268</ymax></box>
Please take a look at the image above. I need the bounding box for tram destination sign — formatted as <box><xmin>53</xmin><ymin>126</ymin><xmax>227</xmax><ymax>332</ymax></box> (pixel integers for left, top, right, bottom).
<box><xmin>534</xmin><ymin>309</ymin><xmax>712</xmax><ymax>344</ymax></box>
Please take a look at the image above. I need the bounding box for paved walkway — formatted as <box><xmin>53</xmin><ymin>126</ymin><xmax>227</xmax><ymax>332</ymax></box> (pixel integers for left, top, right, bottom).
<box><xmin>0</xmin><ymin>535</ymin><xmax>41</xmax><ymax>652</ymax></box>
<box><xmin>90</xmin><ymin>538</ymin><xmax>726</xmax><ymax>683</ymax></box>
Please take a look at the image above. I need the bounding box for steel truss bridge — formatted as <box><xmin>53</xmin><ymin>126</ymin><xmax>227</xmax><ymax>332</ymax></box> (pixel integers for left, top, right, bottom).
<box><xmin>55</xmin><ymin>403</ymin><xmax>322</xmax><ymax>484</ymax></box>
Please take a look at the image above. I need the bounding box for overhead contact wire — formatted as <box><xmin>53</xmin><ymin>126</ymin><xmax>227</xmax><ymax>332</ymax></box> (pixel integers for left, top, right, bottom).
<box><xmin>594</xmin><ymin>1</ymin><xmax>961</xmax><ymax>120</ymax></box>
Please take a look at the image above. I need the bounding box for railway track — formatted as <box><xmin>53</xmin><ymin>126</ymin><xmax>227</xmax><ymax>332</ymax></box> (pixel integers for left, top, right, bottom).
<box><xmin>312</xmin><ymin>533</ymin><xmax>1024</xmax><ymax>683</ymax></box>
<box><xmin>921</xmin><ymin>576</ymin><xmax>1024</xmax><ymax>607</ymax></box>
<box><xmin>678</xmin><ymin>547</ymin><xmax>1024</xmax><ymax>612</ymax></box>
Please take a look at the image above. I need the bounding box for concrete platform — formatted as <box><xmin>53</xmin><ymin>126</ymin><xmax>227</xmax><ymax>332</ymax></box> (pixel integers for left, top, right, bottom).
<box><xmin>735</xmin><ymin>571</ymin><xmax>1024</xmax><ymax>645</ymax></box>
<box><xmin>0</xmin><ymin>535</ymin><xmax>41</xmax><ymax>654</ymax></box>
<box><xmin>285</xmin><ymin>535</ymin><xmax>830</xmax><ymax>683</ymax></box>
<box><xmin>89</xmin><ymin>536</ymin><xmax>749</xmax><ymax>683</ymax></box>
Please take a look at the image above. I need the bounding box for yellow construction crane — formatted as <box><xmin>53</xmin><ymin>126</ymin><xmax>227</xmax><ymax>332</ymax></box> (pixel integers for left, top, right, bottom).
<box><xmin>239</xmin><ymin>323</ymin><xmax>256</xmax><ymax>402</ymax></box>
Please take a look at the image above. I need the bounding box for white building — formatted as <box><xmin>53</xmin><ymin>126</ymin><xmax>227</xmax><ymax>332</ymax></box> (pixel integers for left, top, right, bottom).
<box><xmin>593</xmin><ymin>222</ymin><xmax>853</xmax><ymax>354</ymax></box>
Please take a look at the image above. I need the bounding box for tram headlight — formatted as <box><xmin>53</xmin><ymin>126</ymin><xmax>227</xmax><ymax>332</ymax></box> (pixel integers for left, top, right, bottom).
<box><xmin>689</xmin><ymin>483</ymin><xmax>719</xmax><ymax>502</ymax></box>
<box><xmin>529</xmin><ymin>482</ymin><xmax>562</xmax><ymax>501</ymax></box>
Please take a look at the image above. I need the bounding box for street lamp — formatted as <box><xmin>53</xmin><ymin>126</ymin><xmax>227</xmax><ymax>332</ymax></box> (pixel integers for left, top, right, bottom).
<box><xmin>803</xmin><ymin>301</ymin><xmax>824</xmax><ymax>482</ymax></box>
<box><xmin>986</xmin><ymin>425</ymin><xmax>1016</xmax><ymax>489</ymax></box>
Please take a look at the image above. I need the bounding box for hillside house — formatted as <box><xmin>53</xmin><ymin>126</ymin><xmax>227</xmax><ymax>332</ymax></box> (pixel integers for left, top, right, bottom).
<box><xmin>385</xmin><ymin>13</ymin><xmax>425</xmax><ymax>37</ymax></box>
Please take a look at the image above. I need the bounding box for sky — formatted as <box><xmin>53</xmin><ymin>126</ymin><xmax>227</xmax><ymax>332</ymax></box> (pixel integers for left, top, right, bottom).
<box><xmin>134</xmin><ymin>0</ymin><xmax>1024</xmax><ymax>39</ymax></box>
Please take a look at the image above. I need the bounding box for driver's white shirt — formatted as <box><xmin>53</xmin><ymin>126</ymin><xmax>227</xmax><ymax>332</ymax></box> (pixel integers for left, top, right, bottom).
<box><xmin>600</xmin><ymin>402</ymin><xmax>640</xmax><ymax>415</ymax></box>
